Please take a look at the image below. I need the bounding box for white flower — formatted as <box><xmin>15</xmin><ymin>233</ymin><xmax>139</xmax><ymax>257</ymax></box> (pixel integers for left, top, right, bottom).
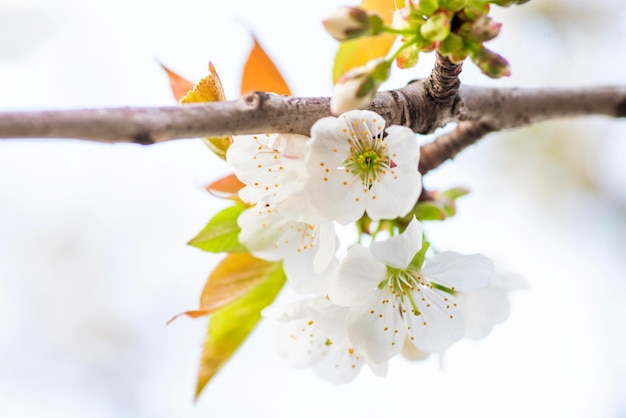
<box><xmin>263</xmin><ymin>297</ymin><xmax>388</xmax><ymax>384</ymax></box>
<box><xmin>305</xmin><ymin>110</ymin><xmax>421</xmax><ymax>224</ymax></box>
<box><xmin>329</xmin><ymin>218</ymin><xmax>495</xmax><ymax>363</ymax></box>
<box><xmin>237</xmin><ymin>204</ymin><xmax>337</xmax><ymax>294</ymax></box>
<box><xmin>227</xmin><ymin>131</ymin><xmax>339</xmax><ymax>293</ymax></box>
<box><xmin>226</xmin><ymin>133</ymin><xmax>309</xmax><ymax>207</ymax></box>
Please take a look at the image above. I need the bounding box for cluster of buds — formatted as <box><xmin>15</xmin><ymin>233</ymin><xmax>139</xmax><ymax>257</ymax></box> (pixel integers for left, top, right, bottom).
<box><xmin>324</xmin><ymin>0</ymin><xmax>525</xmax><ymax>113</ymax></box>
<box><xmin>394</xmin><ymin>0</ymin><xmax>512</xmax><ymax>77</ymax></box>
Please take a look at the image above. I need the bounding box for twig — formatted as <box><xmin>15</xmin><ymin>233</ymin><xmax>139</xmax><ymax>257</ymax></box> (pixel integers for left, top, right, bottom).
<box><xmin>419</xmin><ymin>121</ymin><xmax>495</xmax><ymax>174</ymax></box>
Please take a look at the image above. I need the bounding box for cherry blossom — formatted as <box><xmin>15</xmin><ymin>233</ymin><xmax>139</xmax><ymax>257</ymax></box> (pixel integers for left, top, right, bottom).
<box><xmin>329</xmin><ymin>218</ymin><xmax>495</xmax><ymax>363</ymax></box>
<box><xmin>305</xmin><ymin>109</ymin><xmax>421</xmax><ymax>224</ymax></box>
<box><xmin>263</xmin><ymin>297</ymin><xmax>387</xmax><ymax>384</ymax></box>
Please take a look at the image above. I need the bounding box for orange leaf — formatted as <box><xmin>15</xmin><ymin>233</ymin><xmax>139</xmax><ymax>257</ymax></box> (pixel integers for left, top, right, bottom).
<box><xmin>159</xmin><ymin>63</ymin><xmax>195</xmax><ymax>102</ymax></box>
<box><xmin>205</xmin><ymin>173</ymin><xmax>245</xmax><ymax>200</ymax></box>
<box><xmin>168</xmin><ymin>253</ymin><xmax>275</xmax><ymax>323</ymax></box>
<box><xmin>332</xmin><ymin>0</ymin><xmax>403</xmax><ymax>83</ymax></box>
<box><xmin>240</xmin><ymin>36</ymin><xmax>291</xmax><ymax>96</ymax></box>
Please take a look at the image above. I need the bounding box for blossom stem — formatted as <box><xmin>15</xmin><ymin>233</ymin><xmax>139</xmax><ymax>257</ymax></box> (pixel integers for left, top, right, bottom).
<box><xmin>381</xmin><ymin>26</ymin><xmax>417</xmax><ymax>36</ymax></box>
<box><xmin>386</xmin><ymin>36</ymin><xmax>419</xmax><ymax>63</ymax></box>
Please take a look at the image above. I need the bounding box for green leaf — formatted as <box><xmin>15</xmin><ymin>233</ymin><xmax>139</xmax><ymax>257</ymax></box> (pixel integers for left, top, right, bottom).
<box><xmin>413</xmin><ymin>201</ymin><xmax>448</xmax><ymax>221</ymax></box>
<box><xmin>195</xmin><ymin>259</ymin><xmax>286</xmax><ymax>398</ymax></box>
<box><xmin>188</xmin><ymin>204</ymin><xmax>248</xmax><ymax>253</ymax></box>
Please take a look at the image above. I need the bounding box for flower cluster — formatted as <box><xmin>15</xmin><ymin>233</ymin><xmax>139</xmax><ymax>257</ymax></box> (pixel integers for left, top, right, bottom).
<box><xmin>226</xmin><ymin>109</ymin><xmax>511</xmax><ymax>383</ymax></box>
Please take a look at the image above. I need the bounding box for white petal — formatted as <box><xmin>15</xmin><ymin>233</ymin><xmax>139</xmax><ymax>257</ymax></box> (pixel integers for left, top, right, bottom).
<box><xmin>364</xmin><ymin>124</ymin><xmax>421</xmax><ymax>219</ymax></box>
<box><xmin>328</xmin><ymin>244</ymin><xmax>386</xmax><ymax>306</ymax></box>
<box><xmin>456</xmin><ymin>287</ymin><xmax>511</xmax><ymax>339</ymax></box>
<box><xmin>283</xmin><ymin>254</ymin><xmax>337</xmax><ymax>296</ymax></box>
<box><xmin>269</xmin><ymin>133</ymin><xmax>309</xmax><ymax>159</ymax></box>
<box><xmin>366</xmin><ymin>162</ymin><xmax>421</xmax><ymax>220</ymax></box>
<box><xmin>404</xmin><ymin>286</ymin><xmax>464</xmax><ymax>352</ymax></box>
<box><xmin>400</xmin><ymin>338</ymin><xmax>431</xmax><ymax>361</ymax></box>
<box><xmin>305</xmin><ymin>165</ymin><xmax>367</xmax><ymax>224</ymax></box>
<box><xmin>422</xmin><ymin>252</ymin><xmax>495</xmax><ymax>291</ymax></box>
<box><xmin>367</xmin><ymin>359</ymin><xmax>389</xmax><ymax>377</ymax></box>
<box><xmin>370</xmin><ymin>217</ymin><xmax>423</xmax><ymax>269</ymax></box>
<box><xmin>238</xmin><ymin>205</ymin><xmax>322</xmax><ymax>262</ymax></box>
<box><xmin>340</xmin><ymin>109</ymin><xmax>387</xmax><ymax>136</ymax></box>
<box><xmin>315</xmin><ymin>345</ymin><xmax>366</xmax><ymax>384</ymax></box>
<box><xmin>275</xmin><ymin>188</ymin><xmax>325</xmax><ymax>224</ymax></box>
<box><xmin>307</xmin><ymin>116</ymin><xmax>353</xmax><ymax>166</ymax></box>
<box><xmin>383</xmin><ymin>125</ymin><xmax>420</xmax><ymax>167</ymax></box>
<box><xmin>273</xmin><ymin>318</ymin><xmax>330</xmax><ymax>369</ymax></box>
<box><xmin>312</xmin><ymin>222</ymin><xmax>339</xmax><ymax>273</ymax></box>
<box><xmin>347</xmin><ymin>290</ymin><xmax>406</xmax><ymax>363</ymax></box>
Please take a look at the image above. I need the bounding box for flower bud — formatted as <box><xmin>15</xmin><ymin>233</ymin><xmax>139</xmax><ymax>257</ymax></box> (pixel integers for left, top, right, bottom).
<box><xmin>330</xmin><ymin>58</ymin><xmax>390</xmax><ymax>115</ymax></box>
<box><xmin>438</xmin><ymin>33</ymin><xmax>466</xmax><ymax>63</ymax></box>
<box><xmin>420</xmin><ymin>11</ymin><xmax>450</xmax><ymax>41</ymax></box>
<box><xmin>458</xmin><ymin>3</ymin><xmax>490</xmax><ymax>21</ymax></box>
<box><xmin>471</xmin><ymin>47</ymin><xmax>511</xmax><ymax>78</ymax></box>
<box><xmin>444</xmin><ymin>0</ymin><xmax>468</xmax><ymax>11</ymax></box>
<box><xmin>322</xmin><ymin>7</ymin><xmax>384</xmax><ymax>41</ymax></box>
<box><xmin>459</xmin><ymin>15</ymin><xmax>501</xmax><ymax>43</ymax></box>
<box><xmin>409</xmin><ymin>0</ymin><xmax>439</xmax><ymax>16</ymax></box>
<box><xmin>396</xmin><ymin>43</ymin><xmax>420</xmax><ymax>69</ymax></box>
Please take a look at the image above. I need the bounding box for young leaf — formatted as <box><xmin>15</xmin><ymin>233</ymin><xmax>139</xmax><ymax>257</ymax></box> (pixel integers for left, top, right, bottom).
<box><xmin>188</xmin><ymin>204</ymin><xmax>248</xmax><ymax>253</ymax></box>
<box><xmin>205</xmin><ymin>173</ymin><xmax>245</xmax><ymax>200</ymax></box>
<box><xmin>174</xmin><ymin>253</ymin><xmax>279</xmax><ymax>323</ymax></box>
<box><xmin>195</xmin><ymin>259</ymin><xmax>286</xmax><ymax>398</ymax></box>
<box><xmin>180</xmin><ymin>62</ymin><xmax>233</xmax><ymax>159</ymax></box>
<box><xmin>240</xmin><ymin>36</ymin><xmax>292</xmax><ymax>96</ymax></box>
<box><xmin>180</xmin><ymin>62</ymin><xmax>227</xmax><ymax>104</ymax></box>
<box><xmin>159</xmin><ymin>63</ymin><xmax>195</xmax><ymax>102</ymax></box>
<box><xmin>332</xmin><ymin>0</ymin><xmax>403</xmax><ymax>83</ymax></box>
<box><xmin>413</xmin><ymin>201</ymin><xmax>448</xmax><ymax>221</ymax></box>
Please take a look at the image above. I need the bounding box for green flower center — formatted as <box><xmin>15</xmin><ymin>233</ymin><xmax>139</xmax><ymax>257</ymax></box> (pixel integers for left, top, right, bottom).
<box><xmin>380</xmin><ymin>268</ymin><xmax>425</xmax><ymax>316</ymax></box>
<box><xmin>344</xmin><ymin>137</ymin><xmax>390</xmax><ymax>187</ymax></box>
<box><xmin>357</xmin><ymin>150</ymin><xmax>380</xmax><ymax>170</ymax></box>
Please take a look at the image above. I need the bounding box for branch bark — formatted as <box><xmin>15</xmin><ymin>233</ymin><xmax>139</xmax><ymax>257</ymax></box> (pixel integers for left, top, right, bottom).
<box><xmin>1</xmin><ymin>83</ymin><xmax>624</xmax><ymax>173</ymax></box>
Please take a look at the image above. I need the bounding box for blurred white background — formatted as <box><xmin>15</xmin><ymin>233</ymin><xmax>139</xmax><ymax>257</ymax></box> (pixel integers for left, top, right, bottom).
<box><xmin>0</xmin><ymin>0</ymin><xmax>625</xmax><ymax>417</ymax></box>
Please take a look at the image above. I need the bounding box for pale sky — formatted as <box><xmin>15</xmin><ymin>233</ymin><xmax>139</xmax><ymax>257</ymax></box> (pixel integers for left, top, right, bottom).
<box><xmin>1</xmin><ymin>0</ymin><xmax>625</xmax><ymax>417</ymax></box>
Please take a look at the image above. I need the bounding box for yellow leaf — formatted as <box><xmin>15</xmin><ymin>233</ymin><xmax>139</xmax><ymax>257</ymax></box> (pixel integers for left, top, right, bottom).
<box><xmin>180</xmin><ymin>62</ymin><xmax>233</xmax><ymax>159</ymax></box>
<box><xmin>195</xmin><ymin>258</ymin><xmax>285</xmax><ymax>397</ymax></box>
<box><xmin>159</xmin><ymin>63</ymin><xmax>195</xmax><ymax>102</ymax></box>
<box><xmin>332</xmin><ymin>0</ymin><xmax>403</xmax><ymax>83</ymax></box>
<box><xmin>181</xmin><ymin>62</ymin><xmax>227</xmax><ymax>104</ymax></box>
<box><xmin>240</xmin><ymin>36</ymin><xmax>291</xmax><ymax>96</ymax></box>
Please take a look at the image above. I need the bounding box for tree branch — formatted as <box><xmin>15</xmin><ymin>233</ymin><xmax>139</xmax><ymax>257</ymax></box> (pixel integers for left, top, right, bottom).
<box><xmin>0</xmin><ymin>83</ymin><xmax>624</xmax><ymax>173</ymax></box>
<box><xmin>419</xmin><ymin>121</ymin><xmax>495</xmax><ymax>174</ymax></box>
<box><xmin>424</xmin><ymin>53</ymin><xmax>463</xmax><ymax>108</ymax></box>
